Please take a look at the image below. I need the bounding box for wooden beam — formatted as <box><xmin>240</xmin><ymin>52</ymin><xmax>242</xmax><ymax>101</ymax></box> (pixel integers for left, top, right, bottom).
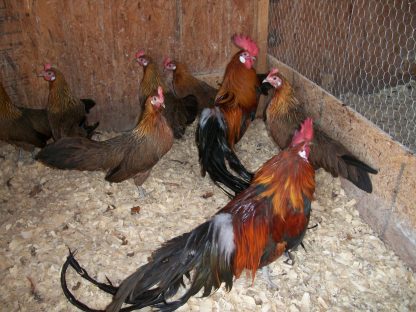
<box><xmin>256</xmin><ymin>0</ymin><xmax>269</xmax><ymax>72</ymax></box>
<box><xmin>255</xmin><ymin>0</ymin><xmax>270</xmax><ymax>118</ymax></box>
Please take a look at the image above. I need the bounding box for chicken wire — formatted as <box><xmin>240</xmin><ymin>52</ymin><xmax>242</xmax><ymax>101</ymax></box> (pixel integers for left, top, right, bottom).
<box><xmin>268</xmin><ymin>0</ymin><xmax>416</xmax><ymax>152</ymax></box>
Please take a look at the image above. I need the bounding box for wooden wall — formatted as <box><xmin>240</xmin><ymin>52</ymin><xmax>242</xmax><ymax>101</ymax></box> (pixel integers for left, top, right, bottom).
<box><xmin>268</xmin><ymin>0</ymin><xmax>416</xmax><ymax>96</ymax></box>
<box><xmin>0</xmin><ymin>0</ymin><xmax>266</xmax><ymax>130</ymax></box>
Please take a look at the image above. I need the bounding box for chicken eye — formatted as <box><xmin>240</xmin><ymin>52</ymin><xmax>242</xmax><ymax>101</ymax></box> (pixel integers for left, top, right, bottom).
<box><xmin>151</xmin><ymin>96</ymin><xmax>157</xmax><ymax>104</ymax></box>
<box><xmin>241</xmin><ymin>52</ymin><xmax>249</xmax><ymax>57</ymax></box>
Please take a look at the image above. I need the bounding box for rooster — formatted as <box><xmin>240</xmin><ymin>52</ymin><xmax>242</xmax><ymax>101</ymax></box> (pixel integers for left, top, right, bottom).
<box><xmin>36</xmin><ymin>87</ymin><xmax>173</xmax><ymax>186</ymax></box>
<box><xmin>163</xmin><ymin>57</ymin><xmax>217</xmax><ymax>113</ymax></box>
<box><xmin>134</xmin><ymin>51</ymin><xmax>198</xmax><ymax>139</ymax></box>
<box><xmin>0</xmin><ymin>82</ymin><xmax>51</xmax><ymax>151</ymax></box>
<box><xmin>40</xmin><ymin>64</ymin><xmax>99</xmax><ymax>140</ymax></box>
<box><xmin>60</xmin><ymin>118</ymin><xmax>316</xmax><ymax>312</ymax></box>
<box><xmin>196</xmin><ymin>34</ymin><xmax>262</xmax><ymax>196</ymax></box>
<box><xmin>262</xmin><ymin>68</ymin><xmax>377</xmax><ymax>193</ymax></box>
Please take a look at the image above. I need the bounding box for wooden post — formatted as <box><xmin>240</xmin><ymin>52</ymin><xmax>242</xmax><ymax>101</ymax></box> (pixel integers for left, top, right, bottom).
<box><xmin>256</xmin><ymin>0</ymin><xmax>270</xmax><ymax>117</ymax></box>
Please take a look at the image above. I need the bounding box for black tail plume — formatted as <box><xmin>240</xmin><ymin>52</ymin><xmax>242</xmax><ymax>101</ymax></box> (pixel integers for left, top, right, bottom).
<box><xmin>81</xmin><ymin>99</ymin><xmax>96</xmax><ymax>114</ymax></box>
<box><xmin>61</xmin><ymin>218</ymin><xmax>235</xmax><ymax>312</ymax></box>
<box><xmin>341</xmin><ymin>155</ymin><xmax>378</xmax><ymax>193</ymax></box>
<box><xmin>196</xmin><ymin>107</ymin><xmax>252</xmax><ymax>197</ymax></box>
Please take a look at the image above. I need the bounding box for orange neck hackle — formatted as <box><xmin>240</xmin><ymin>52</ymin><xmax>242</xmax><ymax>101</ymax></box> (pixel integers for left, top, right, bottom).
<box><xmin>267</xmin><ymin>74</ymin><xmax>299</xmax><ymax>120</ymax></box>
<box><xmin>216</xmin><ymin>52</ymin><xmax>259</xmax><ymax>147</ymax></box>
<box><xmin>254</xmin><ymin>145</ymin><xmax>315</xmax><ymax>218</ymax></box>
<box><xmin>46</xmin><ymin>68</ymin><xmax>77</xmax><ymax>112</ymax></box>
<box><xmin>135</xmin><ymin>88</ymin><xmax>167</xmax><ymax>137</ymax></box>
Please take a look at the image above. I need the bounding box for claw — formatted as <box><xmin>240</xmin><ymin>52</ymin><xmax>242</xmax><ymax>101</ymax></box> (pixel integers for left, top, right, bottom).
<box><xmin>307</xmin><ymin>223</ymin><xmax>318</xmax><ymax>230</ymax></box>
<box><xmin>283</xmin><ymin>250</ymin><xmax>295</xmax><ymax>266</ymax></box>
<box><xmin>137</xmin><ymin>185</ymin><xmax>147</xmax><ymax>198</ymax></box>
<box><xmin>105</xmin><ymin>275</ymin><xmax>114</xmax><ymax>286</ymax></box>
<box><xmin>300</xmin><ymin>242</ymin><xmax>306</xmax><ymax>252</ymax></box>
<box><xmin>261</xmin><ymin>266</ymin><xmax>279</xmax><ymax>290</ymax></box>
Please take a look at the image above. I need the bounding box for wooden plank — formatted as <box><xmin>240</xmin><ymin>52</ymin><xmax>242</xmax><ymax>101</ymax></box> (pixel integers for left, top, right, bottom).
<box><xmin>256</xmin><ymin>0</ymin><xmax>269</xmax><ymax>72</ymax></box>
<box><xmin>255</xmin><ymin>0</ymin><xmax>270</xmax><ymax>117</ymax></box>
<box><xmin>0</xmin><ymin>0</ymin><xmax>260</xmax><ymax>130</ymax></box>
<box><xmin>268</xmin><ymin>55</ymin><xmax>416</xmax><ymax>270</ymax></box>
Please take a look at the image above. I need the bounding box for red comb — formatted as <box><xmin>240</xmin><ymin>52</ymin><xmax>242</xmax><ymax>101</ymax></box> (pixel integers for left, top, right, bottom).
<box><xmin>269</xmin><ymin>68</ymin><xmax>279</xmax><ymax>76</ymax></box>
<box><xmin>300</xmin><ymin>117</ymin><xmax>314</xmax><ymax>141</ymax></box>
<box><xmin>157</xmin><ymin>86</ymin><xmax>164</xmax><ymax>102</ymax></box>
<box><xmin>163</xmin><ymin>57</ymin><xmax>172</xmax><ymax>68</ymax></box>
<box><xmin>135</xmin><ymin>50</ymin><xmax>145</xmax><ymax>59</ymax></box>
<box><xmin>232</xmin><ymin>34</ymin><xmax>259</xmax><ymax>57</ymax></box>
<box><xmin>291</xmin><ymin>117</ymin><xmax>314</xmax><ymax>146</ymax></box>
<box><xmin>44</xmin><ymin>63</ymin><xmax>52</xmax><ymax>70</ymax></box>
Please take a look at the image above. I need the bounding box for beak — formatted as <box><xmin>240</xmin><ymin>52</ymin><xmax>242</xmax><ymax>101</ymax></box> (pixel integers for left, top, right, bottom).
<box><xmin>262</xmin><ymin>78</ymin><xmax>268</xmax><ymax>83</ymax></box>
<box><xmin>161</xmin><ymin>102</ymin><xmax>166</xmax><ymax>108</ymax></box>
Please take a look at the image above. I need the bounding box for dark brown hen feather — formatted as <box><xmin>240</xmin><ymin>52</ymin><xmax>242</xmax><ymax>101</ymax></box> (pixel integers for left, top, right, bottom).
<box><xmin>0</xmin><ymin>83</ymin><xmax>51</xmax><ymax>150</ymax></box>
<box><xmin>138</xmin><ymin>57</ymin><xmax>168</xmax><ymax>109</ymax></box>
<box><xmin>170</xmin><ymin>61</ymin><xmax>217</xmax><ymax>113</ymax></box>
<box><xmin>36</xmin><ymin>93</ymin><xmax>173</xmax><ymax>185</ymax></box>
<box><xmin>265</xmin><ymin>73</ymin><xmax>377</xmax><ymax>193</ymax></box>
<box><xmin>138</xmin><ymin>56</ymin><xmax>198</xmax><ymax>139</ymax></box>
<box><xmin>46</xmin><ymin>68</ymin><xmax>96</xmax><ymax>140</ymax></box>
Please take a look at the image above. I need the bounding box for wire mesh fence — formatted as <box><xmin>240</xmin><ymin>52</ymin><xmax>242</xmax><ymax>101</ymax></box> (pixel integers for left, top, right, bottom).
<box><xmin>268</xmin><ymin>0</ymin><xmax>416</xmax><ymax>152</ymax></box>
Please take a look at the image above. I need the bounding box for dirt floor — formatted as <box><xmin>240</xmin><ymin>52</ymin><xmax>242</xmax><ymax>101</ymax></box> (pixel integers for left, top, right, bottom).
<box><xmin>0</xmin><ymin>119</ymin><xmax>415</xmax><ymax>312</ymax></box>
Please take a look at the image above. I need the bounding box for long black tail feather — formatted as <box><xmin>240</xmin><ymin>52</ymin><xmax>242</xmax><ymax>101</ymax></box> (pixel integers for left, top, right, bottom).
<box><xmin>61</xmin><ymin>219</ymin><xmax>234</xmax><ymax>312</ymax></box>
<box><xmin>196</xmin><ymin>107</ymin><xmax>252</xmax><ymax>197</ymax></box>
<box><xmin>341</xmin><ymin>155</ymin><xmax>378</xmax><ymax>193</ymax></box>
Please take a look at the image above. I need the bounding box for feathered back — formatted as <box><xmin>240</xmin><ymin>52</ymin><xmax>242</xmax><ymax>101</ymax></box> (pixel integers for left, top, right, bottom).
<box><xmin>256</xmin><ymin>146</ymin><xmax>315</xmax><ymax>215</ymax></box>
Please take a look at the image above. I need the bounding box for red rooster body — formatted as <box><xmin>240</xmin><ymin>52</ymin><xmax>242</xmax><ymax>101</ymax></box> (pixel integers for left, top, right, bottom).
<box><xmin>60</xmin><ymin>118</ymin><xmax>316</xmax><ymax>312</ymax></box>
<box><xmin>262</xmin><ymin>68</ymin><xmax>377</xmax><ymax>193</ymax></box>
<box><xmin>196</xmin><ymin>35</ymin><xmax>261</xmax><ymax>196</ymax></box>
